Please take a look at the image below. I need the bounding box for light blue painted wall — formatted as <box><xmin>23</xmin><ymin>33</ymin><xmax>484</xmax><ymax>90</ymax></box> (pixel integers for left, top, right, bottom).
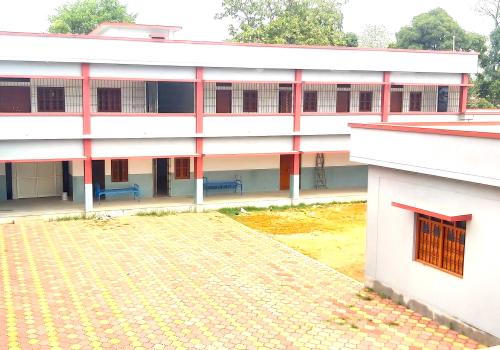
<box><xmin>170</xmin><ymin>175</ymin><xmax>195</xmax><ymax>197</ymax></box>
<box><xmin>71</xmin><ymin>176</ymin><xmax>85</xmax><ymax>203</ymax></box>
<box><xmin>0</xmin><ymin>175</ymin><xmax>6</xmax><ymax>201</ymax></box>
<box><xmin>105</xmin><ymin>174</ymin><xmax>154</xmax><ymax>199</ymax></box>
<box><xmin>204</xmin><ymin>169</ymin><xmax>280</xmax><ymax>193</ymax></box>
<box><xmin>301</xmin><ymin>166</ymin><xmax>368</xmax><ymax>190</ymax></box>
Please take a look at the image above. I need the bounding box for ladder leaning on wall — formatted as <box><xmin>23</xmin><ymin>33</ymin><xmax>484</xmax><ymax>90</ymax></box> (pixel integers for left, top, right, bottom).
<box><xmin>314</xmin><ymin>153</ymin><xmax>327</xmax><ymax>189</ymax></box>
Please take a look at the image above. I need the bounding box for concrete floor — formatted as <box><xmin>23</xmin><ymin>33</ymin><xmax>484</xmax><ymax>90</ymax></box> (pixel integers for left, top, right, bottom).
<box><xmin>0</xmin><ymin>188</ymin><xmax>367</xmax><ymax>221</ymax></box>
<box><xmin>0</xmin><ymin>213</ymin><xmax>484</xmax><ymax>349</ymax></box>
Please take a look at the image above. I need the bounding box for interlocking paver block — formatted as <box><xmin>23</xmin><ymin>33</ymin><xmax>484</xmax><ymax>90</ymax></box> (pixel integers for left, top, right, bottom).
<box><xmin>0</xmin><ymin>213</ymin><xmax>486</xmax><ymax>349</ymax></box>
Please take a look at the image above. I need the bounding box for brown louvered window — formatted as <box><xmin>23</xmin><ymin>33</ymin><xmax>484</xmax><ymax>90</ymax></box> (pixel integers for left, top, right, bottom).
<box><xmin>37</xmin><ymin>87</ymin><xmax>65</xmax><ymax>112</ymax></box>
<box><xmin>175</xmin><ymin>158</ymin><xmax>190</xmax><ymax>179</ymax></box>
<box><xmin>243</xmin><ymin>90</ymin><xmax>258</xmax><ymax>112</ymax></box>
<box><xmin>415</xmin><ymin>214</ymin><xmax>466</xmax><ymax>277</ymax></box>
<box><xmin>111</xmin><ymin>159</ymin><xmax>128</xmax><ymax>182</ymax></box>
<box><xmin>303</xmin><ymin>91</ymin><xmax>318</xmax><ymax>112</ymax></box>
<box><xmin>97</xmin><ymin>88</ymin><xmax>121</xmax><ymax>112</ymax></box>
<box><xmin>359</xmin><ymin>91</ymin><xmax>373</xmax><ymax>112</ymax></box>
<box><xmin>409</xmin><ymin>92</ymin><xmax>423</xmax><ymax>112</ymax></box>
<box><xmin>278</xmin><ymin>84</ymin><xmax>293</xmax><ymax>113</ymax></box>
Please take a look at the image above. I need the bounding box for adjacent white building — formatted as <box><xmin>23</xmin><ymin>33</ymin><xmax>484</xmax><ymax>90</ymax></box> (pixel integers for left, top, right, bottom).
<box><xmin>350</xmin><ymin>121</ymin><xmax>500</xmax><ymax>346</ymax></box>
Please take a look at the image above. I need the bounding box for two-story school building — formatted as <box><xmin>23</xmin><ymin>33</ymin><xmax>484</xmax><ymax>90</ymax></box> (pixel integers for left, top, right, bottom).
<box><xmin>0</xmin><ymin>23</ymin><xmax>485</xmax><ymax>214</ymax></box>
<box><xmin>350</xmin><ymin>121</ymin><xmax>500</xmax><ymax>345</ymax></box>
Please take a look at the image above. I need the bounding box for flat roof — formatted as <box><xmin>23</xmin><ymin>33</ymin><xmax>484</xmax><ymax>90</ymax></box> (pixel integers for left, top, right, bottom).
<box><xmin>349</xmin><ymin>121</ymin><xmax>500</xmax><ymax>140</ymax></box>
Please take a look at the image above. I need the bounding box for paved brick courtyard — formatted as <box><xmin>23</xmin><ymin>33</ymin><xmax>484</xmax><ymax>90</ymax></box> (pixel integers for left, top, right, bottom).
<box><xmin>0</xmin><ymin>213</ymin><xmax>485</xmax><ymax>350</ymax></box>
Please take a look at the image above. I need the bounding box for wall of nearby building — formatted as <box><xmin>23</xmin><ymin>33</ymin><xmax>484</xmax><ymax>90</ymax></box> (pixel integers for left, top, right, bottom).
<box><xmin>365</xmin><ymin>166</ymin><xmax>500</xmax><ymax>339</ymax></box>
<box><xmin>69</xmin><ymin>160</ymin><xmax>84</xmax><ymax>203</ymax></box>
<box><xmin>103</xmin><ymin>158</ymin><xmax>153</xmax><ymax>198</ymax></box>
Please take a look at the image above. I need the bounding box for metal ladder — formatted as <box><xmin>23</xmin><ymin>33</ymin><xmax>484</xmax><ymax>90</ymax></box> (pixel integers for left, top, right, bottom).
<box><xmin>314</xmin><ymin>153</ymin><xmax>327</xmax><ymax>189</ymax></box>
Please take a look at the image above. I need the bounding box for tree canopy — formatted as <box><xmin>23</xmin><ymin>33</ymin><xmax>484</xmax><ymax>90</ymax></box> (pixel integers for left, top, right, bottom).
<box><xmin>358</xmin><ymin>24</ymin><xmax>392</xmax><ymax>48</ymax></box>
<box><xmin>48</xmin><ymin>0</ymin><xmax>136</xmax><ymax>34</ymax></box>
<box><xmin>393</xmin><ymin>8</ymin><xmax>486</xmax><ymax>54</ymax></box>
<box><xmin>215</xmin><ymin>0</ymin><xmax>357</xmax><ymax>46</ymax></box>
<box><xmin>475</xmin><ymin>0</ymin><xmax>500</xmax><ymax>30</ymax></box>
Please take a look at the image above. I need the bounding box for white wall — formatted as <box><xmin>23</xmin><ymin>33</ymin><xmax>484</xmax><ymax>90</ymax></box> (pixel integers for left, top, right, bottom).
<box><xmin>302</xmin><ymin>70</ymin><xmax>383</xmax><ymax>83</ymax></box>
<box><xmin>70</xmin><ymin>160</ymin><xmax>84</xmax><ymax>176</ymax></box>
<box><xmin>366</xmin><ymin>166</ymin><xmax>500</xmax><ymax>338</ymax></box>
<box><xmin>0</xmin><ymin>117</ymin><xmax>83</xmax><ymax>140</ymax></box>
<box><xmin>0</xmin><ymin>139</ymin><xmax>84</xmax><ymax>161</ymax></box>
<box><xmin>92</xmin><ymin>117</ymin><xmax>195</xmax><ymax>138</ymax></box>
<box><xmin>204</xmin><ymin>136</ymin><xmax>293</xmax><ymax>155</ymax></box>
<box><xmin>0</xmin><ymin>35</ymin><xmax>478</xmax><ymax>73</ymax></box>
<box><xmin>301</xmin><ymin>115</ymin><xmax>380</xmax><ymax>135</ymax></box>
<box><xmin>92</xmin><ymin>138</ymin><xmax>196</xmax><ymax>158</ymax></box>
<box><xmin>391</xmin><ymin>72</ymin><xmax>462</xmax><ymax>85</ymax></box>
<box><xmin>300</xmin><ymin>135</ymin><xmax>350</xmax><ymax>152</ymax></box>
<box><xmin>203</xmin><ymin>116</ymin><xmax>294</xmax><ymax>136</ymax></box>
<box><xmin>204</xmin><ymin>68</ymin><xmax>294</xmax><ymax>82</ymax></box>
<box><xmin>89</xmin><ymin>64</ymin><xmax>195</xmax><ymax>80</ymax></box>
<box><xmin>0</xmin><ymin>61</ymin><xmax>82</xmax><ymax>77</ymax></box>
<box><xmin>301</xmin><ymin>152</ymin><xmax>360</xmax><ymax>167</ymax></box>
<box><xmin>104</xmin><ymin>158</ymin><xmax>152</xmax><ymax>175</ymax></box>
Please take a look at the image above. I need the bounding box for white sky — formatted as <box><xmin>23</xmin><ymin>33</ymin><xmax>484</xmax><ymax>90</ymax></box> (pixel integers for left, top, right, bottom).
<box><xmin>0</xmin><ymin>0</ymin><xmax>495</xmax><ymax>41</ymax></box>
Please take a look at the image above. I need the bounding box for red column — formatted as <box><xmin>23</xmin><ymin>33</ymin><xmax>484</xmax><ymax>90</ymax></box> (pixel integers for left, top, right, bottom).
<box><xmin>293</xmin><ymin>70</ymin><xmax>302</xmax><ymax>152</ymax></box>
<box><xmin>381</xmin><ymin>71</ymin><xmax>391</xmax><ymax>122</ymax></box>
<box><xmin>459</xmin><ymin>73</ymin><xmax>469</xmax><ymax>115</ymax></box>
<box><xmin>82</xmin><ymin>63</ymin><xmax>91</xmax><ymax>135</ymax></box>
<box><xmin>83</xmin><ymin>139</ymin><xmax>92</xmax><ymax>185</ymax></box>
<box><xmin>195</xmin><ymin>67</ymin><xmax>204</xmax><ymax>179</ymax></box>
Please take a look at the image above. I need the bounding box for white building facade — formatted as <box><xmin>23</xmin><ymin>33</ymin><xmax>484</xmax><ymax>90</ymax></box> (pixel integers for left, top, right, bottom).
<box><xmin>350</xmin><ymin>121</ymin><xmax>500</xmax><ymax>346</ymax></box>
<box><xmin>0</xmin><ymin>23</ymin><xmax>487</xmax><ymax>212</ymax></box>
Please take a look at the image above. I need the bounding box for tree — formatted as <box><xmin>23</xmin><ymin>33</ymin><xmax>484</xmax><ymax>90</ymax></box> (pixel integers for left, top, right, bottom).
<box><xmin>475</xmin><ymin>0</ymin><xmax>500</xmax><ymax>30</ymax></box>
<box><xmin>48</xmin><ymin>0</ymin><xmax>136</xmax><ymax>34</ymax></box>
<box><xmin>215</xmin><ymin>0</ymin><xmax>358</xmax><ymax>46</ymax></box>
<box><xmin>393</xmin><ymin>8</ymin><xmax>486</xmax><ymax>54</ymax></box>
<box><xmin>358</xmin><ymin>24</ymin><xmax>392</xmax><ymax>48</ymax></box>
<box><xmin>474</xmin><ymin>27</ymin><xmax>500</xmax><ymax>107</ymax></box>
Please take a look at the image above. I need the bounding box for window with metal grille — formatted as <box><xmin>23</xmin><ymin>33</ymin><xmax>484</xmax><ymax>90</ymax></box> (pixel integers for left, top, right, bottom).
<box><xmin>243</xmin><ymin>90</ymin><xmax>258</xmax><ymax>112</ymax></box>
<box><xmin>97</xmin><ymin>88</ymin><xmax>122</xmax><ymax>112</ymax></box>
<box><xmin>409</xmin><ymin>92</ymin><xmax>423</xmax><ymax>112</ymax></box>
<box><xmin>303</xmin><ymin>91</ymin><xmax>318</xmax><ymax>112</ymax></box>
<box><xmin>359</xmin><ymin>91</ymin><xmax>373</xmax><ymax>112</ymax></box>
<box><xmin>37</xmin><ymin>87</ymin><xmax>65</xmax><ymax>112</ymax></box>
<box><xmin>175</xmin><ymin>158</ymin><xmax>190</xmax><ymax>179</ymax></box>
<box><xmin>111</xmin><ymin>159</ymin><xmax>128</xmax><ymax>182</ymax></box>
<box><xmin>415</xmin><ymin>213</ymin><xmax>466</xmax><ymax>277</ymax></box>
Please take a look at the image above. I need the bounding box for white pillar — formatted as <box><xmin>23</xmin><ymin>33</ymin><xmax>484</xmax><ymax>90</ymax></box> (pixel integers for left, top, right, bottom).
<box><xmin>195</xmin><ymin>178</ymin><xmax>204</xmax><ymax>205</ymax></box>
<box><xmin>84</xmin><ymin>183</ymin><xmax>93</xmax><ymax>212</ymax></box>
<box><xmin>290</xmin><ymin>174</ymin><xmax>300</xmax><ymax>202</ymax></box>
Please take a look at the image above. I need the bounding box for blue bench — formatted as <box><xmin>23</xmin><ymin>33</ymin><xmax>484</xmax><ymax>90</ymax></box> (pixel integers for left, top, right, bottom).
<box><xmin>94</xmin><ymin>183</ymin><xmax>140</xmax><ymax>202</ymax></box>
<box><xmin>203</xmin><ymin>177</ymin><xmax>243</xmax><ymax>196</ymax></box>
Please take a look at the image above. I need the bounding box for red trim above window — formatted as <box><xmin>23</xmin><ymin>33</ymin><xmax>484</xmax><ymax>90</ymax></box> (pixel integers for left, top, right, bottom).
<box><xmin>392</xmin><ymin>202</ymin><xmax>472</xmax><ymax>222</ymax></box>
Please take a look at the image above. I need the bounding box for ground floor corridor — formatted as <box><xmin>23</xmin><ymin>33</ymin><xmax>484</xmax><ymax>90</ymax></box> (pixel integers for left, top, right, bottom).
<box><xmin>0</xmin><ymin>213</ymin><xmax>483</xmax><ymax>349</ymax></box>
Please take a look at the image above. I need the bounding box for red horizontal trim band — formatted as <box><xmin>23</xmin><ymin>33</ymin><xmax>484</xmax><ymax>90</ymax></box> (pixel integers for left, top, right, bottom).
<box><xmin>349</xmin><ymin>122</ymin><xmax>500</xmax><ymax>140</ymax></box>
<box><xmin>205</xmin><ymin>113</ymin><xmax>293</xmax><ymax>117</ymax></box>
<box><xmin>392</xmin><ymin>202</ymin><xmax>472</xmax><ymax>222</ymax></box>
<box><xmin>0</xmin><ymin>74</ymin><xmax>83</xmax><ymax>80</ymax></box>
<box><xmin>303</xmin><ymin>81</ymin><xmax>386</xmax><ymax>86</ymax></box>
<box><xmin>204</xmin><ymin>80</ymin><xmax>297</xmax><ymax>84</ymax></box>
<box><xmin>0</xmin><ymin>157</ymin><xmax>85</xmax><ymax>163</ymax></box>
<box><xmin>388</xmin><ymin>112</ymin><xmax>461</xmax><ymax>115</ymax></box>
<box><xmin>203</xmin><ymin>152</ymin><xmax>298</xmax><ymax>158</ymax></box>
<box><xmin>89</xmin><ymin>77</ymin><xmax>196</xmax><ymax>82</ymax></box>
<box><xmin>0</xmin><ymin>112</ymin><xmax>83</xmax><ymax>117</ymax></box>
<box><xmin>0</xmin><ymin>31</ymin><xmax>478</xmax><ymax>55</ymax></box>
<box><xmin>91</xmin><ymin>113</ymin><xmax>195</xmax><ymax>117</ymax></box>
<box><xmin>390</xmin><ymin>82</ymin><xmax>473</xmax><ymax>87</ymax></box>
<box><xmin>301</xmin><ymin>150</ymin><xmax>350</xmax><ymax>154</ymax></box>
<box><xmin>301</xmin><ymin>112</ymin><xmax>381</xmax><ymax>116</ymax></box>
<box><xmin>90</xmin><ymin>154</ymin><xmax>199</xmax><ymax>160</ymax></box>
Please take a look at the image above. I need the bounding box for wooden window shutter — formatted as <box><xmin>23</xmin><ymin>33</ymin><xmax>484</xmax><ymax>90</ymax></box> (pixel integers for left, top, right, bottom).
<box><xmin>175</xmin><ymin>158</ymin><xmax>190</xmax><ymax>179</ymax></box>
<box><xmin>111</xmin><ymin>159</ymin><xmax>128</xmax><ymax>182</ymax></box>
<box><xmin>243</xmin><ymin>90</ymin><xmax>258</xmax><ymax>112</ymax></box>
<box><xmin>37</xmin><ymin>87</ymin><xmax>65</xmax><ymax>112</ymax></box>
<box><xmin>303</xmin><ymin>91</ymin><xmax>318</xmax><ymax>112</ymax></box>
<box><xmin>359</xmin><ymin>91</ymin><xmax>373</xmax><ymax>112</ymax></box>
<box><xmin>409</xmin><ymin>92</ymin><xmax>423</xmax><ymax>112</ymax></box>
<box><xmin>97</xmin><ymin>88</ymin><xmax>122</xmax><ymax>112</ymax></box>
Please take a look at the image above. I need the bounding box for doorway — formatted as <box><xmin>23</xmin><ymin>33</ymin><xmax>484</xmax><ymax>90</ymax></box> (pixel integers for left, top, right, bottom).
<box><xmin>154</xmin><ymin>158</ymin><xmax>170</xmax><ymax>197</ymax></box>
<box><xmin>92</xmin><ymin>160</ymin><xmax>105</xmax><ymax>199</ymax></box>
<box><xmin>280</xmin><ymin>155</ymin><xmax>293</xmax><ymax>190</ymax></box>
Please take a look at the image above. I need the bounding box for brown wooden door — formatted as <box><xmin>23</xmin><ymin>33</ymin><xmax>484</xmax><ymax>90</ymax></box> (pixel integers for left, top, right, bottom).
<box><xmin>279</xmin><ymin>90</ymin><xmax>292</xmax><ymax>113</ymax></box>
<box><xmin>280</xmin><ymin>155</ymin><xmax>292</xmax><ymax>190</ymax></box>
<box><xmin>92</xmin><ymin>160</ymin><xmax>106</xmax><ymax>198</ymax></box>
<box><xmin>0</xmin><ymin>86</ymin><xmax>31</xmax><ymax>113</ymax></box>
<box><xmin>216</xmin><ymin>90</ymin><xmax>232</xmax><ymax>113</ymax></box>
<box><xmin>336</xmin><ymin>91</ymin><xmax>350</xmax><ymax>112</ymax></box>
<box><xmin>390</xmin><ymin>91</ymin><xmax>403</xmax><ymax>112</ymax></box>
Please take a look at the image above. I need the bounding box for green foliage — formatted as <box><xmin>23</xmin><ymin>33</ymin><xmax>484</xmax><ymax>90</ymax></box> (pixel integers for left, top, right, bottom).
<box><xmin>216</xmin><ymin>0</ymin><xmax>357</xmax><ymax>46</ymax></box>
<box><xmin>48</xmin><ymin>0</ymin><xmax>136</xmax><ymax>34</ymax></box>
<box><xmin>135</xmin><ymin>210</ymin><xmax>174</xmax><ymax>217</ymax></box>
<box><xmin>473</xmin><ymin>27</ymin><xmax>500</xmax><ymax>107</ymax></box>
<box><xmin>358</xmin><ymin>24</ymin><xmax>392</xmax><ymax>48</ymax></box>
<box><xmin>394</xmin><ymin>8</ymin><xmax>486</xmax><ymax>54</ymax></box>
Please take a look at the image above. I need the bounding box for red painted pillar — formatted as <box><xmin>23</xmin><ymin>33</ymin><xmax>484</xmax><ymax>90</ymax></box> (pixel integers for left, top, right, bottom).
<box><xmin>459</xmin><ymin>73</ymin><xmax>469</xmax><ymax>115</ymax></box>
<box><xmin>381</xmin><ymin>71</ymin><xmax>391</xmax><ymax>122</ymax></box>
<box><xmin>82</xmin><ymin>63</ymin><xmax>93</xmax><ymax>211</ymax></box>
<box><xmin>291</xmin><ymin>70</ymin><xmax>302</xmax><ymax>200</ymax></box>
<box><xmin>195</xmin><ymin>67</ymin><xmax>204</xmax><ymax>205</ymax></box>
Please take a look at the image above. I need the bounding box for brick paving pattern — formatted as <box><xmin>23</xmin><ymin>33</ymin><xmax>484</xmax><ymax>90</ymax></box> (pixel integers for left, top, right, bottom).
<box><xmin>0</xmin><ymin>213</ymin><xmax>485</xmax><ymax>350</ymax></box>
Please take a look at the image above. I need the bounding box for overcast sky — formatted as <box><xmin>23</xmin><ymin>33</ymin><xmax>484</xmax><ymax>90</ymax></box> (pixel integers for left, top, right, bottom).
<box><xmin>0</xmin><ymin>0</ymin><xmax>495</xmax><ymax>41</ymax></box>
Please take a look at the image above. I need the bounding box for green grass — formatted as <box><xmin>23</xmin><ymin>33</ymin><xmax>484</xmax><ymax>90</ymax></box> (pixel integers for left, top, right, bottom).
<box><xmin>218</xmin><ymin>200</ymin><xmax>367</xmax><ymax>216</ymax></box>
<box><xmin>135</xmin><ymin>210</ymin><xmax>174</xmax><ymax>217</ymax></box>
<box><xmin>50</xmin><ymin>214</ymin><xmax>97</xmax><ymax>222</ymax></box>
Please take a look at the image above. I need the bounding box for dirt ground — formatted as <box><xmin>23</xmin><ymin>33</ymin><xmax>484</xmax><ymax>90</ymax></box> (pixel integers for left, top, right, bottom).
<box><xmin>230</xmin><ymin>202</ymin><xmax>367</xmax><ymax>282</ymax></box>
